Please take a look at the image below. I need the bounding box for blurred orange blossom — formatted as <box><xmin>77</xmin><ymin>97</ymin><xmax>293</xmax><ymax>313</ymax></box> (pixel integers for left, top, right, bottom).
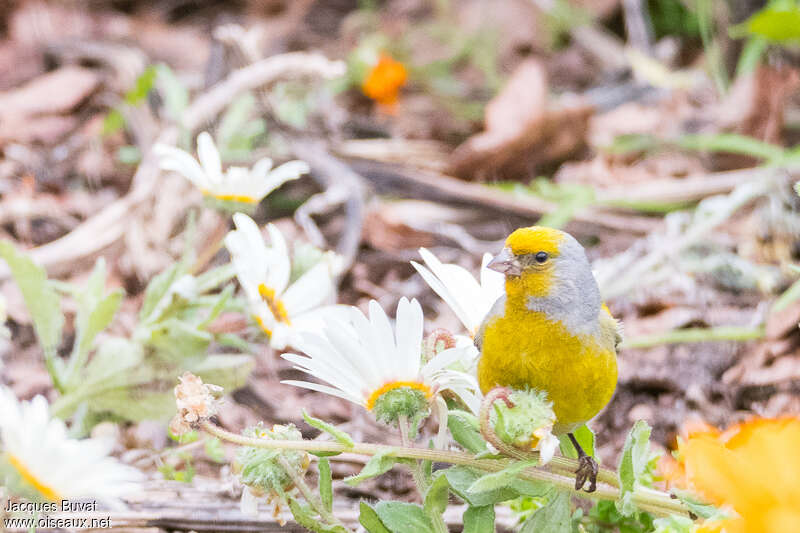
<box><xmin>361</xmin><ymin>53</ymin><xmax>407</xmax><ymax>106</ymax></box>
<box><xmin>659</xmin><ymin>417</ymin><xmax>800</xmax><ymax>533</ymax></box>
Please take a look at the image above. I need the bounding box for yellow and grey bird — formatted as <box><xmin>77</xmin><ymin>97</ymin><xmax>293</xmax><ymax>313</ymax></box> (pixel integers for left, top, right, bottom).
<box><xmin>475</xmin><ymin>226</ymin><xmax>621</xmax><ymax>492</ymax></box>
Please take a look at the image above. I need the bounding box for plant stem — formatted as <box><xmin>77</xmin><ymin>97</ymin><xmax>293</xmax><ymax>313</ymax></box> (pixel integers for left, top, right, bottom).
<box><xmin>620</xmin><ymin>325</ymin><xmax>765</xmax><ymax>349</ymax></box>
<box><xmin>200</xmin><ymin>421</ymin><xmax>688</xmax><ymax>517</ymax></box>
<box><xmin>398</xmin><ymin>415</ymin><xmax>448</xmax><ymax>533</ymax></box>
<box><xmin>277</xmin><ymin>456</ymin><xmax>349</xmax><ymax>531</ymax></box>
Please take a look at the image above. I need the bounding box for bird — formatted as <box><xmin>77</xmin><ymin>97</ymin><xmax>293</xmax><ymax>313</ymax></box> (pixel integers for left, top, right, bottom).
<box><xmin>475</xmin><ymin>226</ymin><xmax>621</xmax><ymax>492</ymax></box>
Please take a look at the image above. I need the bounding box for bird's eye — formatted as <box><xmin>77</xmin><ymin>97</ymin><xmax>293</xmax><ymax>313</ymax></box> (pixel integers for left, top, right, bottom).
<box><xmin>535</xmin><ymin>252</ymin><xmax>548</xmax><ymax>263</ymax></box>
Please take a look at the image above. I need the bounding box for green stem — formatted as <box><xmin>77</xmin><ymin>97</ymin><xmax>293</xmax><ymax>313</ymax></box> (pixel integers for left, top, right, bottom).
<box><xmin>278</xmin><ymin>456</ymin><xmax>349</xmax><ymax>531</ymax></box>
<box><xmin>620</xmin><ymin>325</ymin><xmax>765</xmax><ymax>349</ymax></box>
<box><xmin>399</xmin><ymin>415</ymin><xmax>448</xmax><ymax>533</ymax></box>
<box><xmin>200</xmin><ymin>421</ymin><xmax>688</xmax><ymax>518</ymax></box>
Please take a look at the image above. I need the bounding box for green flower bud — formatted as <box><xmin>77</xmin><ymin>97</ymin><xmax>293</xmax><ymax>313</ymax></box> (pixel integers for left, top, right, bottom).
<box><xmin>234</xmin><ymin>423</ymin><xmax>309</xmax><ymax>499</ymax></box>
<box><xmin>370</xmin><ymin>385</ymin><xmax>431</xmax><ymax>434</ymax></box>
<box><xmin>493</xmin><ymin>389</ymin><xmax>559</xmax><ymax>463</ymax></box>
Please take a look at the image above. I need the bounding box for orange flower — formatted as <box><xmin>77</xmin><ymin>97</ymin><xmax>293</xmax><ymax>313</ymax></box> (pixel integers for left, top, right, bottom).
<box><xmin>658</xmin><ymin>417</ymin><xmax>800</xmax><ymax>533</ymax></box>
<box><xmin>361</xmin><ymin>53</ymin><xmax>408</xmax><ymax>105</ymax></box>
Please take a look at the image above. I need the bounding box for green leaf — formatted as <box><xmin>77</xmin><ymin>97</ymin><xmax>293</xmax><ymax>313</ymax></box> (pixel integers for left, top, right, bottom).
<box><xmin>444</xmin><ymin>467</ymin><xmax>519</xmax><ymax>507</ymax></box>
<box><xmin>303</xmin><ymin>410</ymin><xmax>355</xmax><ymax>447</ymax></box>
<box><xmin>443</xmin><ymin>466</ymin><xmax>549</xmax><ymax>507</ymax></box>
<box><xmin>288</xmin><ymin>496</ymin><xmax>348</xmax><ymax>533</ymax></box>
<box><xmin>345</xmin><ymin>451</ymin><xmax>404</xmax><ymax>486</ymax></box>
<box><xmin>373</xmin><ymin>502</ymin><xmax>434</xmax><ymax>533</ymax></box>
<box><xmin>463</xmin><ymin>505</ymin><xmax>495</xmax><ymax>533</ymax></box>
<box><xmin>467</xmin><ymin>460</ymin><xmax>538</xmax><ymax>494</ymax></box>
<box><xmin>617</xmin><ymin>420</ymin><xmax>652</xmax><ymax>516</ymax></box>
<box><xmin>68</xmin><ymin>259</ymin><xmax>123</xmax><ymax>383</ymax></box>
<box><xmin>558</xmin><ymin>424</ymin><xmax>595</xmax><ymax>459</ymax></box>
<box><xmin>139</xmin><ymin>262</ymin><xmax>185</xmax><ymax>323</ymax></box>
<box><xmin>671</xmin><ymin>488</ymin><xmax>728</xmax><ymax>521</ymax></box>
<box><xmin>124</xmin><ymin>65</ymin><xmax>158</xmax><ymax>105</ymax></box>
<box><xmin>652</xmin><ymin>515</ymin><xmax>695</xmax><ymax>533</ymax></box>
<box><xmin>359</xmin><ymin>502</ymin><xmax>392</xmax><ymax>533</ymax></box>
<box><xmin>423</xmin><ymin>474</ymin><xmax>450</xmax><ymax>518</ymax></box>
<box><xmin>447</xmin><ymin>409</ymin><xmax>487</xmax><ymax>453</ymax></box>
<box><xmin>204</xmin><ymin>437</ymin><xmax>225</xmax><ymax>463</ymax></box>
<box><xmin>0</xmin><ymin>241</ymin><xmax>64</xmax><ymax>365</ymax></box>
<box><xmin>744</xmin><ymin>5</ymin><xmax>800</xmax><ymax>42</ymax></box>
<box><xmin>318</xmin><ymin>458</ymin><xmax>333</xmax><ymax>513</ymax></box>
<box><xmin>146</xmin><ymin>318</ymin><xmax>212</xmax><ymax>362</ymax></box>
<box><xmin>102</xmin><ymin>109</ymin><xmax>125</xmax><ymax>135</ymax></box>
<box><xmin>156</xmin><ymin>63</ymin><xmax>188</xmax><ymax>121</ymax></box>
<box><xmin>520</xmin><ymin>490</ymin><xmax>571</xmax><ymax>533</ymax></box>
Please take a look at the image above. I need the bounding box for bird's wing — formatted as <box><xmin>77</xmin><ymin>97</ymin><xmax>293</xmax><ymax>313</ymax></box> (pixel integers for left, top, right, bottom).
<box><xmin>474</xmin><ymin>295</ymin><xmax>506</xmax><ymax>351</ymax></box>
<box><xmin>600</xmin><ymin>304</ymin><xmax>623</xmax><ymax>350</ymax></box>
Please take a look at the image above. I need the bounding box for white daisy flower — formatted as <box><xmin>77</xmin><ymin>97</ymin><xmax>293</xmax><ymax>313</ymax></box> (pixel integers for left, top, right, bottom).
<box><xmin>225</xmin><ymin>213</ymin><xmax>340</xmax><ymax>350</ymax></box>
<box><xmin>281</xmin><ymin>297</ymin><xmax>481</xmax><ymax>415</ymax></box>
<box><xmin>0</xmin><ymin>387</ymin><xmax>142</xmax><ymax>506</ymax></box>
<box><xmin>411</xmin><ymin>248</ymin><xmax>505</xmax><ymax>338</ymax></box>
<box><xmin>154</xmin><ymin>132</ymin><xmax>309</xmax><ymax>205</ymax></box>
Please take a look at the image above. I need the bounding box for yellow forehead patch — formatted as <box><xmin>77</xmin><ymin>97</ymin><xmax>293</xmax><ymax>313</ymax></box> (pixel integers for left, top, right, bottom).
<box><xmin>505</xmin><ymin>226</ymin><xmax>565</xmax><ymax>256</ymax></box>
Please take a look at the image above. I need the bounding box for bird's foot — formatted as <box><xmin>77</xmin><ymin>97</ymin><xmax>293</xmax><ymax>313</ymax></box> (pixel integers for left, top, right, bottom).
<box><xmin>574</xmin><ymin>454</ymin><xmax>598</xmax><ymax>493</ymax></box>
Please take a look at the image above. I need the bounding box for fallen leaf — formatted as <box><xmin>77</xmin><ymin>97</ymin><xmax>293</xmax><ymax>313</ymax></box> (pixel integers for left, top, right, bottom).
<box><xmin>449</xmin><ymin>59</ymin><xmax>592</xmax><ymax>180</ymax></box>
<box><xmin>0</xmin><ymin>66</ymin><xmax>101</xmax><ymax>117</ymax></box>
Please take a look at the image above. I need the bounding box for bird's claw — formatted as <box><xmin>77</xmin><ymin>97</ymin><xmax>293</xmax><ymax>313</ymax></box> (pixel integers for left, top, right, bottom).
<box><xmin>575</xmin><ymin>454</ymin><xmax>598</xmax><ymax>493</ymax></box>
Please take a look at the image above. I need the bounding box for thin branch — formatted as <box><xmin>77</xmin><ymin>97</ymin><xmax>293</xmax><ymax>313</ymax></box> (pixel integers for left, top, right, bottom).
<box><xmin>200</xmin><ymin>421</ymin><xmax>689</xmax><ymax>518</ymax></box>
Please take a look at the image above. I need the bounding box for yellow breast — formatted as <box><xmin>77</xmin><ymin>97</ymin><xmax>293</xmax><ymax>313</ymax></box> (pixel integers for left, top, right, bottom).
<box><xmin>477</xmin><ymin>305</ymin><xmax>618</xmax><ymax>434</ymax></box>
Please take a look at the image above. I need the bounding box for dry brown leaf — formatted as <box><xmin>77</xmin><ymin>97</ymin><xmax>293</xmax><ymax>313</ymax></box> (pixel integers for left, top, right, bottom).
<box><xmin>766</xmin><ymin>300</ymin><xmax>800</xmax><ymax>340</ymax></box>
<box><xmin>0</xmin><ymin>66</ymin><xmax>100</xmax><ymax>117</ymax></box>
<box><xmin>449</xmin><ymin>59</ymin><xmax>592</xmax><ymax>180</ymax></box>
<box><xmin>719</xmin><ymin>65</ymin><xmax>800</xmax><ymax>145</ymax></box>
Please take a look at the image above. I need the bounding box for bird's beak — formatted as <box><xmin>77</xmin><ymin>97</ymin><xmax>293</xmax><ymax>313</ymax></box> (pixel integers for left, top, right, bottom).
<box><xmin>487</xmin><ymin>247</ymin><xmax>522</xmax><ymax>276</ymax></box>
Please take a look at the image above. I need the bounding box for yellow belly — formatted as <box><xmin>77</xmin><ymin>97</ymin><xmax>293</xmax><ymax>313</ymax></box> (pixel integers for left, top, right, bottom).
<box><xmin>478</xmin><ymin>310</ymin><xmax>618</xmax><ymax>434</ymax></box>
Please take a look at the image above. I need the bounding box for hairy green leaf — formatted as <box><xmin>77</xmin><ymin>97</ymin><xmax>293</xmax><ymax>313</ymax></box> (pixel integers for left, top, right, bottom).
<box><xmin>447</xmin><ymin>409</ymin><xmax>487</xmax><ymax>453</ymax></box>
<box><xmin>318</xmin><ymin>458</ymin><xmax>333</xmax><ymax>513</ymax></box>
<box><xmin>467</xmin><ymin>460</ymin><xmax>538</xmax><ymax>494</ymax></box>
<box><xmin>617</xmin><ymin>420</ymin><xmax>652</xmax><ymax>516</ymax></box>
<box><xmin>345</xmin><ymin>451</ymin><xmax>405</xmax><ymax>486</ymax></box>
<box><xmin>359</xmin><ymin>502</ymin><xmax>392</xmax><ymax>533</ymax></box>
<box><xmin>0</xmin><ymin>241</ymin><xmax>64</xmax><ymax>366</ymax></box>
<box><xmin>288</xmin><ymin>496</ymin><xmax>348</xmax><ymax>533</ymax></box>
<box><xmin>463</xmin><ymin>505</ymin><xmax>495</xmax><ymax>533</ymax></box>
<box><xmin>423</xmin><ymin>474</ymin><xmax>450</xmax><ymax>518</ymax></box>
<box><xmin>303</xmin><ymin>410</ymin><xmax>355</xmax><ymax>447</ymax></box>
<box><xmin>520</xmin><ymin>490</ymin><xmax>571</xmax><ymax>533</ymax></box>
<box><xmin>373</xmin><ymin>502</ymin><xmax>434</xmax><ymax>533</ymax></box>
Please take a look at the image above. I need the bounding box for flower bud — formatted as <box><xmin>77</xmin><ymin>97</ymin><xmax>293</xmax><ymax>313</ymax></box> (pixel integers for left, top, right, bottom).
<box><xmin>234</xmin><ymin>423</ymin><xmax>310</xmax><ymax>516</ymax></box>
<box><xmin>492</xmin><ymin>389</ymin><xmax>559</xmax><ymax>464</ymax></box>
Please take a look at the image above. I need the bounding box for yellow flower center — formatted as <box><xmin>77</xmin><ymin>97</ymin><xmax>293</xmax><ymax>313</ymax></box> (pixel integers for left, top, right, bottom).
<box><xmin>365</xmin><ymin>381</ymin><xmax>432</xmax><ymax>411</ymax></box>
<box><xmin>7</xmin><ymin>453</ymin><xmax>61</xmax><ymax>501</ymax></box>
<box><xmin>255</xmin><ymin>284</ymin><xmax>291</xmax><ymax>337</ymax></box>
<box><xmin>201</xmin><ymin>190</ymin><xmax>257</xmax><ymax>204</ymax></box>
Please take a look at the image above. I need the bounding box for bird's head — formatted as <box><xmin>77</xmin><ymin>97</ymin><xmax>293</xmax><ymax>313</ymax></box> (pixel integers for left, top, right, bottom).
<box><xmin>488</xmin><ymin>226</ymin><xmax>590</xmax><ymax>299</ymax></box>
